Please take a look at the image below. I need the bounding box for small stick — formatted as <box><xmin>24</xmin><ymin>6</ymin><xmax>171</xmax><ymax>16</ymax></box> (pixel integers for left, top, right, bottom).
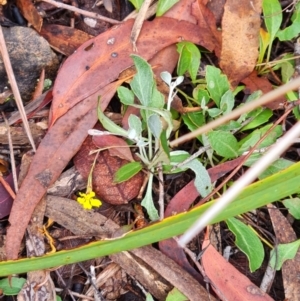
<box><xmin>130</xmin><ymin>0</ymin><xmax>153</xmax><ymax>51</ymax></box>
<box><xmin>40</xmin><ymin>0</ymin><xmax>120</xmax><ymax>24</ymax></box>
<box><xmin>1</xmin><ymin>112</ymin><xmax>18</xmax><ymax>192</ymax></box>
<box><xmin>0</xmin><ymin>26</ymin><xmax>36</xmax><ymax>152</ymax></box>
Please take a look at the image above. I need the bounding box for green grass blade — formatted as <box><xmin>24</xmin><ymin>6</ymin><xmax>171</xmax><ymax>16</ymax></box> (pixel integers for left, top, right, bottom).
<box><xmin>1</xmin><ymin>161</ymin><xmax>300</xmax><ymax>276</ymax></box>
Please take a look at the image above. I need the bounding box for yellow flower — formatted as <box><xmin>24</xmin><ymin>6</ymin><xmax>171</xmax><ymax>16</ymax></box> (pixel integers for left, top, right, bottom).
<box><xmin>77</xmin><ymin>191</ymin><xmax>102</xmax><ymax>210</ymax></box>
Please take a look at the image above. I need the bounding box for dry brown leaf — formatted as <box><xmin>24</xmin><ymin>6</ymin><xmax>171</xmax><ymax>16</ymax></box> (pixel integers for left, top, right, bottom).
<box><xmin>16</xmin><ymin>0</ymin><xmax>43</xmax><ymax>31</ymax></box>
<box><xmin>220</xmin><ymin>0</ymin><xmax>262</xmax><ymax>86</ymax></box>
<box><xmin>40</xmin><ymin>24</ymin><xmax>93</xmax><ymax>56</ymax></box>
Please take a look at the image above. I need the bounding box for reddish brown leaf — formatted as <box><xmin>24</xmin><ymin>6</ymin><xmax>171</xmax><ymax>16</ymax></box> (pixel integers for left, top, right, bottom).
<box><xmin>16</xmin><ymin>0</ymin><xmax>42</xmax><ymax>31</ymax></box>
<box><xmin>74</xmin><ymin>135</ymin><xmax>143</xmax><ymax>205</ymax></box>
<box><xmin>0</xmin><ymin>172</ymin><xmax>16</xmax><ymax>218</ymax></box>
<box><xmin>202</xmin><ymin>235</ymin><xmax>274</xmax><ymax>301</ymax></box>
<box><xmin>241</xmin><ymin>71</ymin><xmax>285</xmax><ymax>110</ymax></box>
<box><xmin>219</xmin><ymin>0</ymin><xmax>262</xmax><ymax>86</ymax></box>
<box><xmin>267</xmin><ymin>204</ymin><xmax>300</xmax><ymax>300</ymax></box>
<box><xmin>192</xmin><ymin>0</ymin><xmax>222</xmax><ymax>58</ymax></box>
<box><xmin>6</xmin><ymin>82</ymin><xmax>118</xmax><ymax>260</ymax></box>
<box><xmin>40</xmin><ymin>24</ymin><xmax>93</xmax><ymax>56</ymax></box>
<box><xmin>92</xmin><ymin>133</ymin><xmax>134</xmax><ymax>162</ymax></box>
<box><xmin>50</xmin><ymin>17</ymin><xmax>218</xmax><ymax>125</ymax></box>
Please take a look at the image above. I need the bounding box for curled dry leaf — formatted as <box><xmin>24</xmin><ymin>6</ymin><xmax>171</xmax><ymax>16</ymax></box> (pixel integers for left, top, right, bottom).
<box><xmin>74</xmin><ymin>135</ymin><xmax>143</xmax><ymax>205</ymax></box>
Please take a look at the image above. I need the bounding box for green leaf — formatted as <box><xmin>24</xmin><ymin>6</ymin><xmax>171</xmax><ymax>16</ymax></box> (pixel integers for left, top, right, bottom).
<box><xmin>160</xmin><ymin>129</ymin><xmax>170</xmax><ymax>159</ymax></box>
<box><xmin>162</xmin><ymin>150</ymin><xmax>190</xmax><ymax>173</ymax></box>
<box><xmin>238</xmin><ymin>124</ymin><xmax>282</xmax><ymax>154</ymax></box>
<box><xmin>0</xmin><ymin>277</ymin><xmax>26</xmax><ymax>295</ymax></box>
<box><xmin>277</xmin><ymin>3</ymin><xmax>300</xmax><ymax>41</ymax></box>
<box><xmin>220</xmin><ymin>90</ymin><xmax>235</xmax><ymax>114</ymax></box>
<box><xmin>177</xmin><ymin>41</ymin><xmax>201</xmax><ymax>82</ymax></box>
<box><xmin>156</xmin><ymin>0</ymin><xmax>180</xmax><ymax>16</ymax></box>
<box><xmin>117</xmin><ymin>86</ymin><xmax>135</xmax><ymax>105</ymax></box>
<box><xmin>241</xmin><ymin>108</ymin><xmax>273</xmax><ymax>131</ymax></box>
<box><xmin>97</xmin><ymin>103</ymin><xmax>128</xmax><ymax>137</ymax></box>
<box><xmin>130</xmin><ymin>55</ymin><xmax>154</xmax><ymax>107</ymax></box>
<box><xmin>128</xmin><ymin>114</ymin><xmax>143</xmax><ymax>140</ymax></box>
<box><xmin>148</xmin><ymin>114</ymin><xmax>162</xmax><ymax>139</ymax></box>
<box><xmin>181</xmin><ymin>159</ymin><xmax>212</xmax><ymax>197</ymax></box>
<box><xmin>226</xmin><ymin>217</ymin><xmax>264</xmax><ymax>272</ymax></box>
<box><xmin>151</xmin><ymin>86</ymin><xmax>165</xmax><ymax>109</ymax></box>
<box><xmin>114</xmin><ymin>162</ymin><xmax>143</xmax><ymax>183</ymax></box>
<box><xmin>129</xmin><ymin>0</ymin><xmax>144</xmax><ymax>10</ymax></box>
<box><xmin>208</xmin><ymin>130</ymin><xmax>239</xmax><ymax>158</ymax></box>
<box><xmin>166</xmin><ymin>288</ymin><xmax>188</xmax><ymax>301</ymax></box>
<box><xmin>262</xmin><ymin>0</ymin><xmax>282</xmax><ymax>61</ymax></box>
<box><xmin>206</xmin><ymin>65</ymin><xmax>230</xmax><ymax>107</ymax></box>
<box><xmin>182</xmin><ymin>112</ymin><xmax>205</xmax><ymax>141</ymax></box>
<box><xmin>283</xmin><ymin>198</ymin><xmax>300</xmax><ymax>219</ymax></box>
<box><xmin>141</xmin><ymin>173</ymin><xmax>159</xmax><ymax>220</ymax></box>
<box><xmin>269</xmin><ymin>240</ymin><xmax>300</xmax><ymax>270</ymax></box>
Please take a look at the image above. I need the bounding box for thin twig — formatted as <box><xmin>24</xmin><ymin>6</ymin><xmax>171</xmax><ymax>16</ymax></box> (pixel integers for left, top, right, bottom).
<box><xmin>40</xmin><ymin>0</ymin><xmax>120</xmax><ymax>24</ymax></box>
<box><xmin>1</xmin><ymin>112</ymin><xmax>18</xmax><ymax>192</ymax></box>
<box><xmin>130</xmin><ymin>0</ymin><xmax>153</xmax><ymax>51</ymax></box>
<box><xmin>157</xmin><ymin>163</ymin><xmax>164</xmax><ymax>220</ymax></box>
<box><xmin>0</xmin><ymin>26</ymin><xmax>36</xmax><ymax>152</ymax></box>
<box><xmin>178</xmin><ymin>120</ymin><xmax>300</xmax><ymax>247</ymax></box>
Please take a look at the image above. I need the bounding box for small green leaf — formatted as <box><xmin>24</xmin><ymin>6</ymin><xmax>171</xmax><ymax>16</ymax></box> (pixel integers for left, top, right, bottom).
<box><xmin>206</xmin><ymin>65</ymin><xmax>230</xmax><ymax>107</ymax></box>
<box><xmin>277</xmin><ymin>3</ymin><xmax>300</xmax><ymax>41</ymax></box>
<box><xmin>151</xmin><ymin>86</ymin><xmax>165</xmax><ymax>109</ymax></box>
<box><xmin>220</xmin><ymin>90</ymin><xmax>235</xmax><ymax>114</ymax></box>
<box><xmin>226</xmin><ymin>217</ymin><xmax>264</xmax><ymax>272</ymax></box>
<box><xmin>0</xmin><ymin>277</ymin><xmax>26</xmax><ymax>295</ymax></box>
<box><xmin>148</xmin><ymin>114</ymin><xmax>162</xmax><ymax>139</ymax></box>
<box><xmin>269</xmin><ymin>240</ymin><xmax>300</xmax><ymax>270</ymax></box>
<box><xmin>129</xmin><ymin>0</ymin><xmax>144</xmax><ymax>10</ymax></box>
<box><xmin>166</xmin><ymin>288</ymin><xmax>188</xmax><ymax>301</ymax></box>
<box><xmin>208</xmin><ymin>130</ymin><xmax>239</xmax><ymax>158</ymax></box>
<box><xmin>141</xmin><ymin>174</ymin><xmax>159</xmax><ymax>220</ymax></box>
<box><xmin>114</xmin><ymin>162</ymin><xmax>142</xmax><ymax>183</ymax></box>
<box><xmin>160</xmin><ymin>129</ymin><xmax>170</xmax><ymax>159</ymax></box>
<box><xmin>241</xmin><ymin>108</ymin><xmax>273</xmax><ymax>131</ymax></box>
<box><xmin>130</xmin><ymin>55</ymin><xmax>154</xmax><ymax>107</ymax></box>
<box><xmin>182</xmin><ymin>112</ymin><xmax>205</xmax><ymax>142</ymax></box>
<box><xmin>181</xmin><ymin>158</ymin><xmax>212</xmax><ymax>197</ymax></box>
<box><xmin>162</xmin><ymin>150</ymin><xmax>190</xmax><ymax>173</ymax></box>
<box><xmin>97</xmin><ymin>103</ymin><xmax>128</xmax><ymax>137</ymax></box>
<box><xmin>128</xmin><ymin>114</ymin><xmax>142</xmax><ymax>140</ymax></box>
<box><xmin>283</xmin><ymin>198</ymin><xmax>300</xmax><ymax>219</ymax></box>
<box><xmin>262</xmin><ymin>0</ymin><xmax>282</xmax><ymax>61</ymax></box>
<box><xmin>156</xmin><ymin>0</ymin><xmax>180</xmax><ymax>16</ymax></box>
<box><xmin>117</xmin><ymin>86</ymin><xmax>134</xmax><ymax>105</ymax></box>
<box><xmin>177</xmin><ymin>42</ymin><xmax>201</xmax><ymax>82</ymax></box>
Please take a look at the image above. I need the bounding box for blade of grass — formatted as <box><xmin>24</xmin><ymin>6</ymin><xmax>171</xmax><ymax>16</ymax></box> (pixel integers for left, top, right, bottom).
<box><xmin>1</xmin><ymin>160</ymin><xmax>300</xmax><ymax>276</ymax></box>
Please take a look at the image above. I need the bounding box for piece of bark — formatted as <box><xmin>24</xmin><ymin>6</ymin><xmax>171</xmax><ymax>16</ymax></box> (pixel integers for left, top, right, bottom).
<box><xmin>47</xmin><ymin>166</ymin><xmax>86</xmax><ymax>197</ymax></box>
<box><xmin>110</xmin><ymin>250</ymin><xmax>172</xmax><ymax>301</ymax></box>
<box><xmin>130</xmin><ymin>246</ymin><xmax>217</xmax><ymax>301</ymax></box>
<box><xmin>45</xmin><ymin>195</ymin><xmax>119</xmax><ymax>237</ymax></box>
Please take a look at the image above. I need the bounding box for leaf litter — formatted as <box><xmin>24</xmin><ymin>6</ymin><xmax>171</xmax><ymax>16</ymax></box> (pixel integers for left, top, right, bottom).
<box><xmin>1</xmin><ymin>0</ymin><xmax>300</xmax><ymax>300</ymax></box>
